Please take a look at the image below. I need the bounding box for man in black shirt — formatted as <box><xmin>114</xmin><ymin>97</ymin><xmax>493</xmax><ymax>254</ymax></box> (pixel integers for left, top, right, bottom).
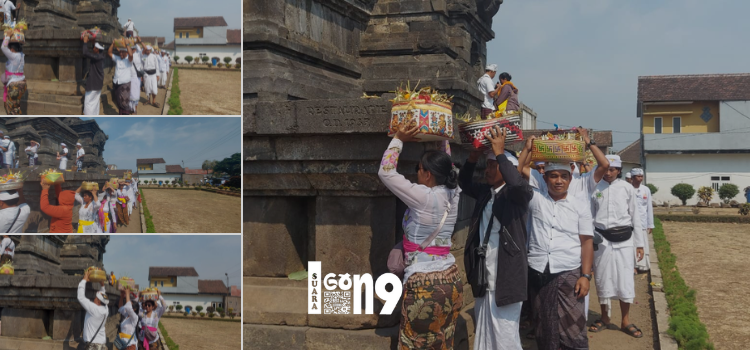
<box><xmin>82</xmin><ymin>36</ymin><xmax>105</xmax><ymax>115</ymax></box>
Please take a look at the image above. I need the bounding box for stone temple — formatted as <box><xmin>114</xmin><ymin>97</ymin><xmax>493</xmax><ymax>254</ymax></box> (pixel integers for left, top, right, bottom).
<box><xmin>0</xmin><ymin>117</ymin><xmax>113</xmax><ymax>232</ymax></box>
<box><xmin>244</xmin><ymin>1</ymin><xmax>504</xmax><ymax>349</ymax></box>
<box><xmin>0</xmin><ymin>235</ymin><xmax>121</xmax><ymax>349</ymax></box>
<box><xmin>1</xmin><ymin>0</ymin><xmax>123</xmax><ymax>114</ymax></box>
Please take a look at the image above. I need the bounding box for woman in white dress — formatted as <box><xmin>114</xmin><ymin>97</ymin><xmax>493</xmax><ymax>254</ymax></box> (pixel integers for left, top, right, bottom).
<box><xmin>75</xmin><ymin>185</ymin><xmax>101</xmax><ymax>233</ymax></box>
<box><xmin>140</xmin><ymin>289</ymin><xmax>166</xmax><ymax>350</ymax></box>
<box><xmin>98</xmin><ymin>183</ymin><xmax>117</xmax><ymax>233</ymax></box>
<box><xmin>117</xmin><ymin>289</ymin><xmax>139</xmax><ymax>350</ymax></box>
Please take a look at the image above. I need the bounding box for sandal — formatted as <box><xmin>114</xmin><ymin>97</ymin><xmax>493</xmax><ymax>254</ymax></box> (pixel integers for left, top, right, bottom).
<box><xmin>622</xmin><ymin>324</ymin><xmax>643</xmax><ymax>338</ymax></box>
<box><xmin>153</xmin><ymin>102</ymin><xmax>161</xmax><ymax>108</ymax></box>
<box><xmin>588</xmin><ymin>319</ymin><xmax>611</xmax><ymax>333</ymax></box>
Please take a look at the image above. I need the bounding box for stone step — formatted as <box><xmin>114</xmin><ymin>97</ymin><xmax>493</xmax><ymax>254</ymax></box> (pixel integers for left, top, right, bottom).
<box><xmin>243</xmin><ymin>324</ymin><xmax>398</xmax><ymax>350</ymax></box>
<box><xmin>24</xmin><ymin>100</ymin><xmax>82</xmax><ymax>115</ymax></box>
<box><xmin>26</xmin><ymin>80</ymin><xmax>84</xmax><ymax>96</ymax></box>
<box><xmin>26</xmin><ymin>92</ymin><xmax>82</xmax><ymax>106</ymax></box>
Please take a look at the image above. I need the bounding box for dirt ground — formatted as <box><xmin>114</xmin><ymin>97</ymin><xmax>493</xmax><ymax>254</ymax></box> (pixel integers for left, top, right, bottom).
<box><xmin>160</xmin><ymin>317</ymin><xmax>241</xmax><ymax>350</ymax></box>
<box><xmin>179</xmin><ymin>69</ymin><xmax>241</xmax><ymax>115</ymax></box>
<box><xmin>141</xmin><ymin>189</ymin><xmax>240</xmax><ymax>233</ymax></box>
<box><xmin>663</xmin><ymin>222</ymin><xmax>750</xmax><ymax>350</ymax></box>
<box><xmin>654</xmin><ymin>207</ymin><xmax>740</xmax><ymax>216</ymax></box>
<box><xmin>518</xmin><ymin>267</ymin><xmax>655</xmax><ymax>349</ymax></box>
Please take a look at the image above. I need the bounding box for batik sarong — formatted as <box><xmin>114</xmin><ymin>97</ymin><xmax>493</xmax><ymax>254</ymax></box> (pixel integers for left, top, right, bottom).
<box><xmin>113</xmin><ymin>82</ymin><xmax>132</xmax><ymax>115</ymax></box>
<box><xmin>530</xmin><ymin>268</ymin><xmax>588</xmax><ymax>350</ymax></box>
<box><xmin>4</xmin><ymin>80</ymin><xmax>26</xmax><ymax>115</ymax></box>
<box><xmin>399</xmin><ymin>264</ymin><xmax>463</xmax><ymax>350</ymax></box>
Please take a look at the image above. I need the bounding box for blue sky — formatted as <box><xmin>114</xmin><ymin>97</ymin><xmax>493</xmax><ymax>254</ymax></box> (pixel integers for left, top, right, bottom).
<box><xmin>102</xmin><ymin>235</ymin><xmax>242</xmax><ymax>290</ymax></box>
<box><xmin>81</xmin><ymin>117</ymin><xmax>241</xmax><ymax>172</ymax></box>
<box><xmin>118</xmin><ymin>0</ymin><xmax>241</xmax><ymax>43</ymax></box>
<box><xmin>490</xmin><ymin>0</ymin><xmax>750</xmax><ymax>150</ymax></box>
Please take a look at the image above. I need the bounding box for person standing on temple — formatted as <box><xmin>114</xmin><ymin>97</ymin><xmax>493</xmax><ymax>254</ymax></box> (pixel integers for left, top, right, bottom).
<box><xmin>77</xmin><ymin>270</ymin><xmax>109</xmax><ymax>350</ymax></box>
<box><xmin>25</xmin><ymin>140</ymin><xmax>39</xmax><ymax>166</ymax></box>
<box><xmin>0</xmin><ymin>235</ymin><xmax>15</xmax><ymax>263</ymax></box>
<box><xmin>630</xmin><ymin>168</ymin><xmax>654</xmax><ymax>272</ymax></box>
<box><xmin>58</xmin><ymin>142</ymin><xmax>69</xmax><ymax>170</ymax></box>
<box><xmin>492</xmin><ymin>72</ymin><xmax>519</xmax><ymax>114</ymax></box>
<box><xmin>40</xmin><ymin>180</ymin><xmax>75</xmax><ymax>233</ymax></box>
<box><xmin>477</xmin><ymin>64</ymin><xmax>497</xmax><ymax>119</ymax></box>
<box><xmin>1</xmin><ymin>0</ymin><xmax>16</xmax><ymax>26</ymax></box>
<box><xmin>75</xmin><ymin>142</ymin><xmax>85</xmax><ymax>172</ymax></box>
<box><xmin>0</xmin><ymin>135</ymin><xmax>13</xmax><ymax>169</ymax></box>
<box><xmin>108</xmin><ymin>39</ymin><xmax>134</xmax><ymax>115</ymax></box>
<box><xmin>2</xmin><ymin>33</ymin><xmax>26</xmax><ymax>115</ymax></box>
<box><xmin>82</xmin><ymin>36</ymin><xmax>105</xmax><ymax>115</ymax></box>
<box><xmin>123</xmin><ymin>18</ymin><xmax>135</xmax><ymax>39</ymax></box>
<box><xmin>158</xmin><ymin>51</ymin><xmax>169</xmax><ymax>88</ymax></box>
<box><xmin>142</xmin><ymin>45</ymin><xmax>160</xmax><ymax>108</ymax></box>
<box><xmin>3</xmin><ymin>136</ymin><xmax>16</xmax><ymax>168</ymax></box>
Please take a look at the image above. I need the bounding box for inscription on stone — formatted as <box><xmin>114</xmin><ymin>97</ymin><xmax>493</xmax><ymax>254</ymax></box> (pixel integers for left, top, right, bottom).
<box><xmin>296</xmin><ymin>100</ymin><xmax>391</xmax><ymax>134</ymax></box>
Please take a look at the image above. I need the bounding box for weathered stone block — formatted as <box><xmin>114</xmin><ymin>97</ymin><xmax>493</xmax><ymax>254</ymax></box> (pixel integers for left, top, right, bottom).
<box><xmin>0</xmin><ymin>309</ymin><xmax>50</xmax><ymax>338</ymax></box>
<box><xmin>305</xmin><ymin>327</ymin><xmax>398</xmax><ymax>350</ymax></box>
<box><xmin>243</xmin><ymin>277</ymin><xmax>308</xmax><ymax>326</ymax></box>
<box><xmin>244</xmin><ymin>324</ymin><xmax>308</xmax><ymax>350</ymax></box>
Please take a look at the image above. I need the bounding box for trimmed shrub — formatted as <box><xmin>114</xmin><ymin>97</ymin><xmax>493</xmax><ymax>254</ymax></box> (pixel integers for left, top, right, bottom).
<box><xmin>719</xmin><ymin>183</ymin><xmax>740</xmax><ymax>204</ymax></box>
<box><xmin>647</xmin><ymin>183</ymin><xmax>658</xmax><ymax>195</ymax></box>
<box><xmin>224</xmin><ymin>57</ymin><xmax>232</xmax><ymax>65</ymax></box>
<box><xmin>671</xmin><ymin>184</ymin><xmax>695</xmax><ymax>206</ymax></box>
<box><xmin>185</xmin><ymin>56</ymin><xmax>193</xmax><ymax>64</ymax></box>
<box><xmin>697</xmin><ymin>186</ymin><xmax>714</xmax><ymax>205</ymax></box>
<box><xmin>235</xmin><ymin>63</ymin><xmax>241</xmax><ymax>69</ymax></box>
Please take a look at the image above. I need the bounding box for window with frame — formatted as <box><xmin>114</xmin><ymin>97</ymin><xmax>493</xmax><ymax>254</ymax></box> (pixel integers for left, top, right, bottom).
<box><xmin>711</xmin><ymin>176</ymin><xmax>731</xmax><ymax>191</ymax></box>
<box><xmin>186</xmin><ymin>33</ymin><xmax>190</xmax><ymax>38</ymax></box>
<box><xmin>672</xmin><ymin>117</ymin><xmax>681</xmax><ymax>134</ymax></box>
<box><xmin>179</xmin><ymin>33</ymin><xmax>182</xmax><ymax>38</ymax></box>
<box><xmin>654</xmin><ymin>117</ymin><xmax>662</xmax><ymax>134</ymax></box>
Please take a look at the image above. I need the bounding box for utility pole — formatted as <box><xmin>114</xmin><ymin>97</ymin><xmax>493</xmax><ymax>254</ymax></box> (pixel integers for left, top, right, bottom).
<box><xmin>225</xmin><ymin>272</ymin><xmax>229</xmax><ymax>295</ymax></box>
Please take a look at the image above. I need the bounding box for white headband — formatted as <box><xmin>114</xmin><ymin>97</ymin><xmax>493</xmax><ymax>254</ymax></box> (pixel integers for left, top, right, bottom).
<box><xmin>60</xmin><ymin>143</ymin><xmax>66</xmax><ymax>147</ymax></box>
<box><xmin>631</xmin><ymin>168</ymin><xmax>644</xmax><ymax>176</ymax></box>
<box><xmin>0</xmin><ymin>191</ymin><xmax>20</xmax><ymax>200</ymax></box>
<box><xmin>96</xmin><ymin>288</ymin><xmax>110</xmax><ymax>305</ymax></box>
<box><xmin>94</xmin><ymin>43</ymin><xmax>104</xmax><ymax>50</ymax></box>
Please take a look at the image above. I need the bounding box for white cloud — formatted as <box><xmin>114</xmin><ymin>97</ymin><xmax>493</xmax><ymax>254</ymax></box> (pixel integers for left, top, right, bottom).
<box><xmin>117</xmin><ymin>119</ymin><xmax>157</xmax><ymax>147</ymax></box>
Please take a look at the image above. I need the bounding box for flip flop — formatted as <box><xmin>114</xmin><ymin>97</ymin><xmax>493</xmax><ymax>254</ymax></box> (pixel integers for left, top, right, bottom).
<box><xmin>588</xmin><ymin>319</ymin><xmax>612</xmax><ymax>333</ymax></box>
<box><xmin>622</xmin><ymin>324</ymin><xmax>643</xmax><ymax>338</ymax></box>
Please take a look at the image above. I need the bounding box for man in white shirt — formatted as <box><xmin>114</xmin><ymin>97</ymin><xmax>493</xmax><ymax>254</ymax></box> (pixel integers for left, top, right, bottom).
<box><xmin>2</xmin><ymin>0</ymin><xmax>16</xmax><ymax>26</ymax></box>
<box><xmin>129</xmin><ymin>40</ymin><xmax>144</xmax><ymax>114</ymax></box>
<box><xmin>77</xmin><ymin>270</ymin><xmax>109</xmax><ymax>350</ymax></box>
<box><xmin>527</xmin><ymin>162</ymin><xmax>594</xmax><ymax>350</ymax></box>
<box><xmin>108</xmin><ymin>39</ymin><xmax>134</xmax><ymax>115</ymax></box>
<box><xmin>123</xmin><ymin>18</ymin><xmax>135</xmax><ymax>38</ymax></box>
<box><xmin>124</xmin><ymin>180</ymin><xmax>136</xmax><ymax>217</ymax></box>
<box><xmin>159</xmin><ymin>51</ymin><xmax>169</xmax><ymax>88</ymax></box>
<box><xmin>0</xmin><ymin>190</ymin><xmax>29</xmax><ymax>234</ymax></box>
<box><xmin>142</xmin><ymin>45</ymin><xmax>161</xmax><ymax>107</ymax></box>
<box><xmin>58</xmin><ymin>143</ymin><xmax>69</xmax><ymax>170</ymax></box>
<box><xmin>1</xmin><ymin>135</ymin><xmax>14</xmax><ymax>169</ymax></box>
<box><xmin>1</xmin><ymin>234</ymin><xmax>17</xmax><ymax>263</ymax></box>
<box><xmin>75</xmin><ymin>143</ymin><xmax>85</xmax><ymax>172</ymax></box>
<box><xmin>477</xmin><ymin>64</ymin><xmax>498</xmax><ymax>119</ymax></box>
<box><xmin>588</xmin><ymin>155</ymin><xmax>645</xmax><ymax>339</ymax></box>
<box><xmin>25</xmin><ymin>140</ymin><xmax>39</xmax><ymax>166</ymax></box>
<box><xmin>630</xmin><ymin>168</ymin><xmax>654</xmax><ymax>272</ymax></box>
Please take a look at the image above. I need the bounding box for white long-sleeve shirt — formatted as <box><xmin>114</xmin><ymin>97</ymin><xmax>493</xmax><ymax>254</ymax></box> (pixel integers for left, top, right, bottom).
<box><xmin>118</xmin><ymin>301</ymin><xmax>140</xmax><ymax>349</ymax></box>
<box><xmin>2</xmin><ymin>36</ymin><xmax>24</xmax><ymax>84</ymax></box>
<box><xmin>377</xmin><ymin>138</ymin><xmax>461</xmax><ymax>283</ymax></box>
<box><xmin>634</xmin><ymin>185</ymin><xmax>655</xmax><ymax>230</ymax></box>
<box><xmin>77</xmin><ymin>280</ymin><xmax>108</xmax><ymax>344</ymax></box>
<box><xmin>1</xmin><ymin>236</ymin><xmax>16</xmax><ymax>256</ymax></box>
<box><xmin>131</xmin><ymin>46</ymin><xmax>143</xmax><ymax>78</ymax></box>
<box><xmin>124</xmin><ymin>21</ymin><xmax>135</xmax><ymax>32</ymax></box>
<box><xmin>527</xmin><ymin>188</ymin><xmax>594</xmax><ymax>274</ymax></box>
<box><xmin>141</xmin><ymin>296</ymin><xmax>166</xmax><ymax>344</ymax></box>
<box><xmin>591</xmin><ymin>178</ymin><xmax>644</xmax><ymax>249</ymax></box>
<box><xmin>158</xmin><ymin>55</ymin><xmax>169</xmax><ymax>72</ymax></box>
<box><xmin>477</xmin><ymin>73</ymin><xmax>495</xmax><ymax>110</ymax></box>
<box><xmin>143</xmin><ymin>53</ymin><xmax>159</xmax><ymax>72</ymax></box>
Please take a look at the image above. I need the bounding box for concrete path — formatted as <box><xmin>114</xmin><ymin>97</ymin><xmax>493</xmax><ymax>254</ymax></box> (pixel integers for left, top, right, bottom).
<box><xmin>115</xmin><ymin>201</ymin><xmax>142</xmax><ymax>233</ymax></box>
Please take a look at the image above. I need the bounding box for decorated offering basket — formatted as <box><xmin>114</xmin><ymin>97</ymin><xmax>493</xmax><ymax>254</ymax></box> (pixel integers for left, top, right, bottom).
<box><xmin>41</xmin><ymin>169</ymin><xmax>65</xmax><ymax>185</ymax></box>
<box><xmin>86</xmin><ymin>266</ymin><xmax>107</xmax><ymax>283</ymax></box>
<box><xmin>118</xmin><ymin>276</ymin><xmax>136</xmax><ymax>291</ymax></box>
<box><xmin>457</xmin><ymin>115</ymin><xmax>523</xmax><ymax>150</ymax></box>
<box><xmin>141</xmin><ymin>288</ymin><xmax>159</xmax><ymax>301</ymax></box>
<box><xmin>5</xmin><ymin>21</ymin><xmax>27</xmax><ymax>44</ymax></box>
<box><xmin>81</xmin><ymin>181</ymin><xmax>99</xmax><ymax>192</ymax></box>
<box><xmin>0</xmin><ymin>170</ymin><xmax>24</xmax><ymax>191</ymax></box>
<box><xmin>80</xmin><ymin>27</ymin><xmax>102</xmax><ymax>41</ymax></box>
<box><xmin>530</xmin><ymin>130</ymin><xmax>586</xmax><ymax>163</ymax></box>
<box><xmin>386</xmin><ymin>83</ymin><xmax>455</xmax><ymax>142</ymax></box>
<box><xmin>0</xmin><ymin>262</ymin><xmax>13</xmax><ymax>275</ymax></box>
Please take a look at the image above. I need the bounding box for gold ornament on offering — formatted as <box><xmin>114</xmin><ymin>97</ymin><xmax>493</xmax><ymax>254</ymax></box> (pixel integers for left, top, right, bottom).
<box><xmin>118</xmin><ymin>276</ymin><xmax>136</xmax><ymax>291</ymax></box>
<box><xmin>141</xmin><ymin>287</ymin><xmax>160</xmax><ymax>301</ymax></box>
<box><xmin>81</xmin><ymin>181</ymin><xmax>99</xmax><ymax>191</ymax></box>
<box><xmin>0</xmin><ymin>262</ymin><xmax>13</xmax><ymax>275</ymax></box>
<box><xmin>86</xmin><ymin>266</ymin><xmax>107</xmax><ymax>283</ymax></box>
<box><xmin>530</xmin><ymin>129</ymin><xmax>586</xmax><ymax>163</ymax></box>
<box><xmin>41</xmin><ymin>169</ymin><xmax>65</xmax><ymax>185</ymax></box>
<box><xmin>387</xmin><ymin>81</ymin><xmax>455</xmax><ymax>142</ymax></box>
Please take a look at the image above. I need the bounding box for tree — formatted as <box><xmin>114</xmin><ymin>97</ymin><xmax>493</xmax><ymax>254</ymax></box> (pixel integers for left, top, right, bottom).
<box><xmin>202</xmin><ymin>159</ymin><xmax>218</xmax><ymax>171</ymax></box>
<box><xmin>185</xmin><ymin>56</ymin><xmax>193</xmax><ymax>64</ymax></box>
<box><xmin>196</xmin><ymin>305</ymin><xmax>203</xmax><ymax>313</ymax></box>
<box><xmin>216</xmin><ymin>307</ymin><xmax>224</xmax><ymax>314</ymax></box>
<box><xmin>235</xmin><ymin>57</ymin><xmax>241</xmax><ymax>64</ymax></box>
<box><xmin>671</xmin><ymin>183</ymin><xmax>696</xmax><ymax>206</ymax></box>
<box><xmin>719</xmin><ymin>183</ymin><xmax>740</xmax><ymax>204</ymax></box>
<box><xmin>144</xmin><ymin>180</ymin><xmax>149</xmax><ymax>185</ymax></box>
<box><xmin>214</xmin><ymin>153</ymin><xmax>241</xmax><ymax>177</ymax></box>
<box><xmin>174</xmin><ymin>56</ymin><xmax>180</xmax><ymax>63</ymax></box>
<box><xmin>168</xmin><ymin>305</ymin><xmax>174</xmax><ymax>313</ymax></box>
<box><xmin>193</xmin><ymin>56</ymin><xmax>200</xmax><ymax>64</ymax></box>
<box><xmin>697</xmin><ymin>186</ymin><xmax>714</xmax><ymax>205</ymax></box>
<box><xmin>175</xmin><ymin>305</ymin><xmax>183</xmax><ymax>312</ymax></box>
<box><xmin>646</xmin><ymin>183</ymin><xmax>658</xmax><ymax>195</ymax></box>
<box><xmin>223</xmin><ymin>56</ymin><xmax>232</xmax><ymax>65</ymax></box>
<box><xmin>201</xmin><ymin>56</ymin><xmax>209</xmax><ymax>64</ymax></box>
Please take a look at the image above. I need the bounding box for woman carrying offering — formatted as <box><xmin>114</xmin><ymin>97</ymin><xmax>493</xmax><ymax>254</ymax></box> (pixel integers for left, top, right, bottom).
<box><xmin>1</xmin><ymin>34</ymin><xmax>25</xmax><ymax>115</ymax></box>
<box><xmin>75</xmin><ymin>185</ymin><xmax>101</xmax><ymax>233</ymax></box>
<box><xmin>140</xmin><ymin>289</ymin><xmax>166</xmax><ymax>350</ymax></box>
<box><xmin>378</xmin><ymin>124</ymin><xmax>463</xmax><ymax>349</ymax></box>
<box><xmin>98</xmin><ymin>183</ymin><xmax>117</xmax><ymax>233</ymax></box>
<box><xmin>117</xmin><ymin>289</ymin><xmax>140</xmax><ymax>350</ymax></box>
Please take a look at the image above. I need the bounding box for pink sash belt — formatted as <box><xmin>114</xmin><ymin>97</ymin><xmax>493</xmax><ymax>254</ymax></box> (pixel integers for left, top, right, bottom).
<box><xmin>143</xmin><ymin>325</ymin><xmax>158</xmax><ymax>350</ymax></box>
<box><xmin>3</xmin><ymin>72</ymin><xmax>23</xmax><ymax>102</ymax></box>
<box><xmin>402</xmin><ymin>235</ymin><xmax>450</xmax><ymax>255</ymax></box>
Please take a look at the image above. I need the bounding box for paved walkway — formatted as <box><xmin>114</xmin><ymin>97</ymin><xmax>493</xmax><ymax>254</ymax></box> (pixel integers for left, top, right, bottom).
<box><xmin>115</xmin><ymin>201</ymin><xmax>143</xmax><ymax>233</ymax></box>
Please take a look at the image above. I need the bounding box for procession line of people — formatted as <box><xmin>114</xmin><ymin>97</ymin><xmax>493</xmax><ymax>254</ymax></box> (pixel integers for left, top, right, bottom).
<box><xmin>382</xmin><ymin>122</ymin><xmax>655</xmax><ymax>350</ymax></box>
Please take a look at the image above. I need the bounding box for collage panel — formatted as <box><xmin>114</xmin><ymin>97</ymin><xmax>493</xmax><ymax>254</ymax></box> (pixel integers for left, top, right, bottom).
<box><xmin>0</xmin><ymin>0</ymin><xmax>240</xmax><ymax>116</ymax></box>
<box><xmin>0</xmin><ymin>234</ymin><xmax>242</xmax><ymax>350</ymax></box>
<box><xmin>1</xmin><ymin>116</ymin><xmax>241</xmax><ymax>233</ymax></box>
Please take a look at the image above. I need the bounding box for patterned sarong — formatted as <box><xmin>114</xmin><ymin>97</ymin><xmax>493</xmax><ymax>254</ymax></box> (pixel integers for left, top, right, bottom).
<box><xmin>113</xmin><ymin>82</ymin><xmax>132</xmax><ymax>115</ymax></box>
<box><xmin>399</xmin><ymin>264</ymin><xmax>463</xmax><ymax>350</ymax></box>
<box><xmin>4</xmin><ymin>80</ymin><xmax>26</xmax><ymax>115</ymax></box>
<box><xmin>530</xmin><ymin>268</ymin><xmax>588</xmax><ymax>350</ymax></box>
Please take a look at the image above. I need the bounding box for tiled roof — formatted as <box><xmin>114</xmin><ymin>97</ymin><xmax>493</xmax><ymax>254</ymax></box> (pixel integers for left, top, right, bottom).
<box><xmin>184</xmin><ymin>167</ymin><xmax>213</xmax><ymax>175</ymax></box>
<box><xmin>227</xmin><ymin>29</ymin><xmax>241</xmax><ymax>44</ymax></box>
<box><xmin>165</xmin><ymin>165</ymin><xmax>185</xmax><ymax>173</ymax></box>
<box><xmin>638</xmin><ymin>73</ymin><xmax>750</xmax><ymax>102</ymax></box>
<box><xmin>149</xmin><ymin>267</ymin><xmax>199</xmax><ymax>277</ymax></box>
<box><xmin>137</xmin><ymin>158</ymin><xmax>166</xmax><ymax>165</ymax></box>
<box><xmin>107</xmin><ymin>169</ymin><xmax>133</xmax><ymax>178</ymax></box>
<box><xmin>140</xmin><ymin>37</ymin><xmax>166</xmax><ymax>47</ymax></box>
<box><xmin>163</xmin><ymin>40</ymin><xmax>175</xmax><ymax>50</ymax></box>
<box><xmin>198</xmin><ymin>280</ymin><xmax>228</xmax><ymax>294</ymax></box>
<box><xmin>618</xmin><ymin>139</ymin><xmax>641</xmax><ymax>165</ymax></box>
<box><xmin>174</xmin><ymin>17</ymin><xmax>228</xmax><ymax>29</ymax></box>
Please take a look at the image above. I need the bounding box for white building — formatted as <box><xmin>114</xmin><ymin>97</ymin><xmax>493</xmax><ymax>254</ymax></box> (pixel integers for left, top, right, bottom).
<box><xmin>136</xmin><ymin>158</ymin><xmax>184</xmax><ymax>185</ymax></box>
<box><xmin>149</xmin><ymin>267</ymin><xmax>230</xmax><ymax>314</ymax></box>
<box><xmin>638</xmin><ymin>74</ymin><xmax>750</xmax><ymax>205</ymax></box>
<box><xmin>173</xmin><ymin>16</ymin><xmax>241</xmax><ymax>66</ymax></box>
<box><xmin>519</xmin><ymin>102</ymin><xmax>537</xmax><ymax>130</ymax></box>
